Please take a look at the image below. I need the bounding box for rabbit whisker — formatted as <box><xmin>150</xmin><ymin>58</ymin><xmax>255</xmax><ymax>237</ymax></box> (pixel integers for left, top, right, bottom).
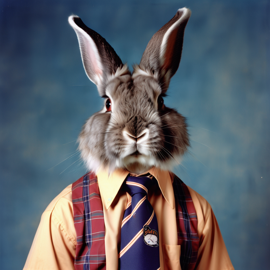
<box><xmin>47</xmin><ymin>150</ymin><xmax>80</xmax><ymax>171</ymax></box>
<box><xmin>60</xmin><ymin>157</ymin><xmax>83</xmax><ymax>175</ymax></box>
<box><xmin>157</xmin><ymin>150</ymin><xmax>167</xmax><ymax>161</ymax></box>
<box><xmin>160</xmin><ymin>146</ymin><xmax>174</xmax><ymax>158</ymax></box>
<box><xmin>161</xmin><ymin>124</ymin><xmax>185</xmax><ymax>129</ymax></box>
<box><xmin>100</xmin><ymin>131</ymin><xmax>116</xmax><ymax>135</ymax></box>
<box><xmin>61</xmin><ymin>139</ymin><xmax>77</xmax><ymax>145</ymax></box>
<box><xmin>190</xmin><ymin>139</ymin><xmax>211</xmax><ymax>149</ymax></box>
<box><xmin>163</xmin><ymin>140</ymin><xmax>186</xmax><ymax>150</ymax></box>
<box><xmin>164</xmin><ymin>134</ymin><xmax>179</xmax><ymax>138</ymax></box>
<box><xmin>187</xmin><ymin>150</ymin><xmax>205</xmax><ymax>167</ymax></box>
<box><xmin>160</xmin><ymin>146</ymin><xmax>179</xmax><ymax>164</ymax></box>
<box><xmin>65</xmin><ymin>160</ymin><xmax>85</xmax><ymax>173</ymax></box>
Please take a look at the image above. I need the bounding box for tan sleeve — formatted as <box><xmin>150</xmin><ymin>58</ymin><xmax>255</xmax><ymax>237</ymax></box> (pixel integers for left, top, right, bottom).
<box><xmin>188</xmin><ymin>187</ymin><xmax>234</xmax><ymax>270</ymax></box>
<box><xmin>23</xmin><ymin>185</ymin><xmax>76</xmax><ymax>270</ymax></box>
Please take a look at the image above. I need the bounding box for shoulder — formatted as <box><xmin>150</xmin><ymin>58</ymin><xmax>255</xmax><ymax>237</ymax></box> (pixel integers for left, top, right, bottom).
<box><xmin>24</xmin><ymin>184</ymin><xmax>76</xmax><ymax>270</ymax></box>
<box><xmin>42</xmin><ymin>184</ymin><xmax>75</xmax><ymax>241</ymax></box>
<box><xmin>44</xmin><ymin>184</ymin><xmax>73</xmax><ymax>214</ymax></box>
<box><xmin>185</xmin><ymin>185</ymin><xmax>222</xmax><ymax>242</ymax></box>
<box><xmin>186</xmin><ymin>186</ymin><xmax>212</xmax><ymax>219</ymax></box>
<box><xmin>171</xmin><ymin>173</ymin><xmax>211</xmax><ymax>215</ymax></box>
<box><xmin>184</xmin><ymin>186</ymin><xmax>234</xmax><ymax>270</ymax></box>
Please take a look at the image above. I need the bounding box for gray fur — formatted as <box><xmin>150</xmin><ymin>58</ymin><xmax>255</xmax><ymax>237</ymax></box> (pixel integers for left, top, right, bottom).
<box><xmin>140</xmin><ymin>8</ymin><xmax>191</xmax><ymax>92</ymax></box>
<box><xmin>70</xmin><ymin>8</ymin><xmax>191</xmax><ymax>173</ymax></box>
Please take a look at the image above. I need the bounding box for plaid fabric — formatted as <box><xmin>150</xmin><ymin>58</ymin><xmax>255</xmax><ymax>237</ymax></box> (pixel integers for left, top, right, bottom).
<box><xmin>173</xmin><ymin>174</ymin><xmax>200</xmax><ymax>270</ymax></box>
<box><xmin>72</xmin><ymin>172</ymin><xmax>106</xmax><ymax>270</ymax></box>
<box><xmin>72</xmin><ymin>172</ymin><xmax>199</xmax><ymax>270</ymax></box>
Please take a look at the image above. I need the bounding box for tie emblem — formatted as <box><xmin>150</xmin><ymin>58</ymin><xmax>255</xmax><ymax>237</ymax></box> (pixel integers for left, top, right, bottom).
<box><xmin>143</xmin><ymin>225</ymin><xmax>159</xmax><ymax>247</ymax></box>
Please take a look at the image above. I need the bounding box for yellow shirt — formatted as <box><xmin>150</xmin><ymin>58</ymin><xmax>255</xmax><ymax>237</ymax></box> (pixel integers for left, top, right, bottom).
<box><xmin>24</xmin><ymin>168</ymin><xmax>234</xmax><ymax>270</ymax></box>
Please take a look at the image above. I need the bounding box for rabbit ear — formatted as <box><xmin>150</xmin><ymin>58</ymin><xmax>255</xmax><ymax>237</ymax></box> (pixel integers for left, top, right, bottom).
<box><xmin>68</xmin><ymin>16</ymin><xmax>123</xmax><ymax>95</ymax></box>
<box><xmin>140</xmin><ymin>8</ymin><xmax>191</xmax><ymax>92</ymax></box>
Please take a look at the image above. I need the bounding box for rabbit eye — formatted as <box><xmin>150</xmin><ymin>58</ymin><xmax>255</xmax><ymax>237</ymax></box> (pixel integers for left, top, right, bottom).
<box><xmin>105</xmin><ymin>98</ymin><xmax>111</xmax><ymax>112</ymax></box>
<box><xmin>158</xmin><ymin>96</ymin><xmax>164</xmax><ymax>110</ymax></box>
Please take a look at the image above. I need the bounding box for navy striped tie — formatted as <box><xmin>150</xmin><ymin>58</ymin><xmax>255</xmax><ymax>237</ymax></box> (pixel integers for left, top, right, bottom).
<box><xmin>119</xmin><ymin>175</ymin><xmax>160</xmax><ymax>270</ymax></box>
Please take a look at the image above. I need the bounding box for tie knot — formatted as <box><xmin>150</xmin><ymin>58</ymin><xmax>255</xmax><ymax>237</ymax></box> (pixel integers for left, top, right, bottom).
<box><xmin>125</xmin><ymin>175</ymin><xmax>154</xmax><ymax>197</ymax></box>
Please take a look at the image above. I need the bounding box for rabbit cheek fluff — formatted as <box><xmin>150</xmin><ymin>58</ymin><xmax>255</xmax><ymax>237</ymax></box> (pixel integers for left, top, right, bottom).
<box><xmin>79</xmin><ymin>112</ymin><xmax>111</xmax><ymax>173</ymax></box>
<box><xmin>159</xmin><ymin>107</ymin><xmax>189</xmax><ymax>168</ymax></box>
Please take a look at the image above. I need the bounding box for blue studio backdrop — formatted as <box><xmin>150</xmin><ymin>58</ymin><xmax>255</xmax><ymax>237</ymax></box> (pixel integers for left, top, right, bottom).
<box><xmin>0</xmin><ymin>0</ymin><xmax>269</xmax><ymax>269</ymax></box>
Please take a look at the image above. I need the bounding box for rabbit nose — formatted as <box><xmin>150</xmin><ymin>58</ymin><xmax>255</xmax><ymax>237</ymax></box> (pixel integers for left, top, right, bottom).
<box><xmin>123</xmin><ymin>129</ymin><xmax>149</xmax><ymax>143</ymax></box>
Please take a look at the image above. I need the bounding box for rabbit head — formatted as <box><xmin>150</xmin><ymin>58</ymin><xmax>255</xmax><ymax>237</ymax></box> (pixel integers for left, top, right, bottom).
<box><xmin>68</xmin><ymin>8</ymin><xmax>191</xmax><ymax>174</ymax></box>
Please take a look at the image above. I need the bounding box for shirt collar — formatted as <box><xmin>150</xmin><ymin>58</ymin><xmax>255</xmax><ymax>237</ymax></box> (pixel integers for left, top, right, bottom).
<box><xmin>97</xmin><ymin>167</ymin><xmax>175</xmax><ymax>210</ymax></box>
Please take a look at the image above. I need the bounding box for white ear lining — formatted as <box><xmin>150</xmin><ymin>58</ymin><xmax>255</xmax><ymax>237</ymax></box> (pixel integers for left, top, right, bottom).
<box><xmin>159</xmin><ymin>8</ymin><xmax>191</xmax><ymax>68</ymax></box>
<box><xmin>68</xmin><ymin>16</ymin><xmax>103</xmax><ymax>86</ymax></box>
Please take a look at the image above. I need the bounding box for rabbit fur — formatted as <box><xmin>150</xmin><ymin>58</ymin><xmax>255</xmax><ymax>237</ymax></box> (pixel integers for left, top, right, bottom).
<box><xmin>69</xmin><ymin>8</ymin><xmax>191</xmax><ymax>174</ymax></box>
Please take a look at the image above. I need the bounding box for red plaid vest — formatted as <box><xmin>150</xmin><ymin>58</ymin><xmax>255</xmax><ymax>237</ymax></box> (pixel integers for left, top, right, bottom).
<box><xmin>72</xmin><ymin>172</ymin><xmax>199</xmax><ymax>270</ymax></box>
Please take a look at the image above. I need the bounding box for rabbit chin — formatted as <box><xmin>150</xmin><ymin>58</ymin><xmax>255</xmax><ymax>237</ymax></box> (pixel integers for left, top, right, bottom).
<box><xmin>120</xmin><ymin>155</ymin><xmax>156</xmax><ymax>175</ymax></box>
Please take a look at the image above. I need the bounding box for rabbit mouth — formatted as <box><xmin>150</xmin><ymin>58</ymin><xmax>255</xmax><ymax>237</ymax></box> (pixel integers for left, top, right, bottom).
<box><xmin>130</xmin><ymin>150</ymin><xmax>141</xmax><ymax>157</ymax></box>
<box><xmin>121</xmin><ymin>153</ymin><xmax>155</xmax><ymax>174</ymax></box>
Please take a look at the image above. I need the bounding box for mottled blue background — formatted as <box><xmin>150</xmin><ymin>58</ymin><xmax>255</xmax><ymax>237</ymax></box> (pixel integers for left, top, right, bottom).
<box><xmin>0</xmin><ymin>0</ymin><xmax>269</xmax><ymax>269</ymax></box>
